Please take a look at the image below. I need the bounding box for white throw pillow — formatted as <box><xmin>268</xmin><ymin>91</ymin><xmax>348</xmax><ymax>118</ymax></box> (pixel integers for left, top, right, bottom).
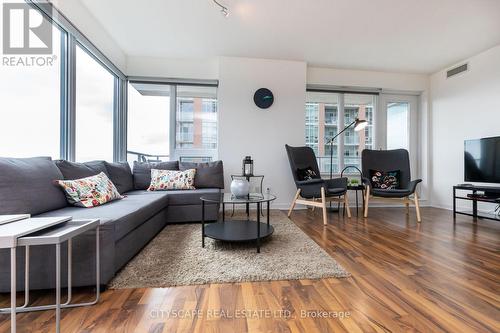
<box><xmin>148</xmin><ymin>169</ymin><xmax>196</xmax><ymax>191</ymax></box>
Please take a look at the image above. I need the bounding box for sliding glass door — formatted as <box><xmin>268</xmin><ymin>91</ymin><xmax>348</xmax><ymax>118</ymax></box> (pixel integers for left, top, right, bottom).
<box><xmin>379</xmin><ymin>94</ymin><xmax>418</xmax><ymax>174</ymax></box>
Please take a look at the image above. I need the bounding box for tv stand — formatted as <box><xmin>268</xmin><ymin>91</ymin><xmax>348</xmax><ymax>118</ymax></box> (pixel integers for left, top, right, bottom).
<box><xmin>453</xmin><ymin>184</ymin><xmax>500</xmax><ymax>222</ymax></box>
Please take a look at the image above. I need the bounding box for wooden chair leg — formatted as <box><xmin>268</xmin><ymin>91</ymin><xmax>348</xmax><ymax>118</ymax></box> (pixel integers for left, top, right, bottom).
<box><xmin>288</xmin><ymin>189</ymin><xmax>301</xmax><ymax>217</ymax></box>
<box><xmin>344</xmin><ymin>193</ymin><xmax>352</xmax><ymax>218</ymax></box>
<box><xmin>321</xmin><ymin>187</ymin><xmax>327</xmax><ymax>225</ymax></box>
<box><xmin>414</xmin><ymin>192</ymin><xmax>422</xmax><ymax>223</ymax></box>
<box><xmin>405</xmin><ymin>196</ymin><xmax>410</xmax><ymax>214</ymax></box>
<box><xmin>364</xmin><ymin>185</ymin><xmax>370</xmax><ymax>218</ymax></box>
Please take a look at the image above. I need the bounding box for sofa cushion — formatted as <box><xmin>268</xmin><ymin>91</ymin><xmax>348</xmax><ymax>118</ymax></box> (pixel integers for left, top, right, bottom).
<box><xmin>55</xmin><ymin>160</ymin><xmax>108</xmax><ymax>180</ymax></box>
<box><xmin>36</xmin><ymin>191</ymin><xmax>169</xmax><ymax>241</ymax></box>
<box><xmin>104</xmin><ymin>161</ymin><xmax>133</xmax><ymax>194</ymax></box>
<box><xmin>179</xmin><ymin>160</ymin><xmax>224</xmax><ymax>189</ymax></box>
<box><xmin>133</xmin><ymin>161</ymin><xmax>179</xmax><ymax>190</ymax></box>
<box><xmin>0</xmin><ymin>157</ymin><xmax>68</xmax><ymax>215</ymax></box>
<box><xmin>164</xmin><ymin>188</ymin><xmax>221</xmax><ymax>205</ymax></box>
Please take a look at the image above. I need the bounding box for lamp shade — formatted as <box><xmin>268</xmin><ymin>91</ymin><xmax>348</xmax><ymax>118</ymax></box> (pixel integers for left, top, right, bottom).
<box><xmin>354</xmin><ymin>118</ymin><xmax>368</xmax><ymax>131</ymax></box>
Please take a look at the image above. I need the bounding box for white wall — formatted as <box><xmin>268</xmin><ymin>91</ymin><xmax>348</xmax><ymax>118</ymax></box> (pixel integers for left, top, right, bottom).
<box><xmin>218</xmin><ymin>57</ymin><xmax>306</xmax><ymax>209</ymax></box>
<box><xmin>127</xmin><ymin>56</ymin><xmax>219</xmax><ymax>80</ymax></box>
<box><xmin>49</xmin><ymin>0</ymin><xmax>127</xmax><ymax>72</ymax></box>
<box><xmin>430</xmin><ymin>45</ymin><xmax>500</xmax><ymax>210</ymax></box>
<box><xmin>307</xmin><ymin>67</ymin><xmax>428</xmax><ymax>92</ymax></box>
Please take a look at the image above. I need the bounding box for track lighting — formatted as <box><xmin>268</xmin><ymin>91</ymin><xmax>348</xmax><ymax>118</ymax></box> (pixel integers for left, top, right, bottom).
<box><xmin>213</xmin><ymin>0</ymin><xmax>229</xmax><ymax>17</ymax></box>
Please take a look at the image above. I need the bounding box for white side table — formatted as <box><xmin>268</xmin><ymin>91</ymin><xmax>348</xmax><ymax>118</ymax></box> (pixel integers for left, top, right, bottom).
<box><xmin>0</xmin><ymin>217</ymin><xmax>100</xmax><ymax>333</ymax></box>
<box><xmin>0</xmin><ymin>216</ymin><xmax>71</xmax><ymax>333</ymax></box>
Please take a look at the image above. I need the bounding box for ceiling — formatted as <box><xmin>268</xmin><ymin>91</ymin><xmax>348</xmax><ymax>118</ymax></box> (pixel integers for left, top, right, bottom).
<box><xmin>79</xmin><ymin>0</ymin><xmax>500</xmax><ymax>74</ymax></box>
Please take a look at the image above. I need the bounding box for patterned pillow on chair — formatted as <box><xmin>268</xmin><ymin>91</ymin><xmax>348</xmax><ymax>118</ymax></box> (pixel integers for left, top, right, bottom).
<box><xmin>369</xmin><ymin>169</ymin><xmax>400</xmax><ymax>189</ymax></box>
<box><xmin>296</xmin><ymin>167</ymin><xmax>319</xmax><ymax>181</ymax></box>
<box><xmin>148</xmin><ymin>169</ymin><xmax>196</xmax><ymax>191</ymax></box>
<box><xmin>56</xmin><ymin>172</ymin><xmax>123</xmax><ymax>208</ymax></box>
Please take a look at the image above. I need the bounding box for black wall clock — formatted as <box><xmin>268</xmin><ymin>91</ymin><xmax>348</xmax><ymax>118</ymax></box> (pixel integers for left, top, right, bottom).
<box><xmin>253</xmin><ymin>88</ymin><xmax>274</xmax><ymax>109</ymax></box>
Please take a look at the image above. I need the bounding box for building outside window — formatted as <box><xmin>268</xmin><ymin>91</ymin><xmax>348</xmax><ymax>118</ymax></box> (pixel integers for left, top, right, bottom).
<box><xmin>305</xmin><ymin>91</ymin><xmax>375</xmax><ymax>174</ymax></box>
<box><xmin>175</xmin><ymin>86</ymin><xmax>218</xmax><ymax>161</ymax></box>
<box><xmin>201</xmin><ymin>99</ymin><xmax>217</xmax><ymax>149</ymax></box>
<box><xmin>176</xmin><ymin>99</ymin><xmax>195</xmax><ymax>147</ymax></box>
<box><xmin>305</xmin><ymin>103</ymin><xmax>320</xmax><ymax>155</ymax></box>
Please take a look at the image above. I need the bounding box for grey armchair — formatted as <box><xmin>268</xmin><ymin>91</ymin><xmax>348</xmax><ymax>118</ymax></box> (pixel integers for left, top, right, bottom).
<box><xmin>361</xmin><ymin>149</ymin><xmax>422</xmax><ymax>222</ymax></box>
<box><xmin>285</xmin><ymin>145</ymin><xmax>351</xmax><ymax>225</ymax></box>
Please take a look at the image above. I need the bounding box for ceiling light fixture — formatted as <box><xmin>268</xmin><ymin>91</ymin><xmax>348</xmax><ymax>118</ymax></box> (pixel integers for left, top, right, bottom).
<box><xmin>213</xmin><ymin>0</ymin><xmax>229</xmax><ymax>17</ymax></box>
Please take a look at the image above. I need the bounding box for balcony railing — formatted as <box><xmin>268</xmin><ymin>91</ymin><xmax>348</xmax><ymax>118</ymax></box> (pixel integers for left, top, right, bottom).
<box><xmin>316</xmin><ymin>156</ymin><xmax>339</xmax><ymax>174</ymax></box>
<box><xmin>344</xmin><ymin>137</ymin><xmax>360</xmax><ymax>145</ymax></box>
<box><xmin>127</xmin><ymin>151</ymin><xmax>214</xmax><ymax>164</ymax></box>
<box><xmin>316</xmin><ymin>156</ymin><xmax>362</xmax><ymax>175</ymax></box>
<box><xmin>127</xmin><ymin>150</ymin><xmax>169</xmax><ymax>163</ymax></box>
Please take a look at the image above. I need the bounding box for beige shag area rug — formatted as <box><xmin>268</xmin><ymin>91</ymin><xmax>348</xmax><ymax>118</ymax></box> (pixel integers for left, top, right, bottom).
<box><xmin>108</xmin><ymin>211</ymin><xmax>349</xmax><ymax>289</ymax></box>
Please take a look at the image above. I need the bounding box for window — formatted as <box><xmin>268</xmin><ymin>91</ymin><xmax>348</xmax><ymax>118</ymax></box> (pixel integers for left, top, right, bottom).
<box><xmin>305</xmin><ymin>91</ymin><xmax>375</xmax><ymax>174</ymax></box>
<box><xmin>126</xmin><ymin>83</ymin><xmax>218</xmax><ymax>163</ymax></box>
<box><xmin>176</xmin><ymin>99</ymin><xmax>194</xmax><ymax>146</ymax></box>
<box><xmin>0</xmin><ymin>10</ymin><xmax>63</xmax><ymax>158</ymax></box>
<box><xmin>343</xmin><ymin>94</ymin><xmax>375</xmax><ymax>170</ymax></box>
<box><xmin>127</xmin><ymin>83</ymin><xmax>171</xmax><ymax>162</ymax></box>
<box><xmin>175</xmin><ymin>85</ymin><xmax>218</xmax><ymax>161</ymax></box>
<box><xmin>0</xmin><ymin>1</ymin><xmax>126</xmax><ymax>162</ymax></box>
<box><xmin>387</xmin><ymin>102</ymin><xmax>409</xmax><ymax>150</ymax></box>
<box><xmin>75</xmin><ymin>45</ymin><xmax>115</xmax><ymax>161</ymax></box>
<box><xmin>202</xmin><ymin>121</ymin><xmax>217</xmax><ymax>149</ymax></box>
<box><xmin>201</xmin><ymin>98</ymin><xmax>218</xmax><ymax>150</ymax></box>
<box><xmin>325</xmin><ymin>106</ymin><xmax>337</xmax><ymax>124</ymax></box>
<box><xmin>305</xmin><ymin>103</ymin><xmax>319</xmax><ymax>155</ymax></box>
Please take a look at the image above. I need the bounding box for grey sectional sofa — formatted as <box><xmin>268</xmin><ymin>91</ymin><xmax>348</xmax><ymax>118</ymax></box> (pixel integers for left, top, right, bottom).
<box><xmin>0</xmin><ymin>157</ymin><xmax>223</xmax><ymax>292</ymax></box>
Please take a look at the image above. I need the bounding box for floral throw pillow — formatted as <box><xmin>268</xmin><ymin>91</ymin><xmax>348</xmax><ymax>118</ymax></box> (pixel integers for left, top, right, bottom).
<box><xmin>56</xmin><ymin>172</ymin><xmax>123</xmax><ymax>208</ymax></box>
<box><xmin>369</xmin><ymin>169</ymin><xmax>401</xmax><ymax>189</ymax></box>
<box><xmin>148</xmin><ymin>169</ymin><xmax>196</xmax><ymax>191</ymax></box>
<box><xmin>296</xmin><ymin>167</ymin><xmax>319</xmax><ymax>181</ymax></box>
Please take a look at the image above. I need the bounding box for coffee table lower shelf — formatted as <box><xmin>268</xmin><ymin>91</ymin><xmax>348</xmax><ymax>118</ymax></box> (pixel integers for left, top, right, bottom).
<box><xmin>203</xmin><ymin>221</ymin><xmax>274</xmax><ymax>253</ymax></box>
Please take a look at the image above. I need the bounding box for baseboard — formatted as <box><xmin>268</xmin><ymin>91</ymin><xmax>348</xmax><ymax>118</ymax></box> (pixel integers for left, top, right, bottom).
<box><xmin>240</xmin><ymin>199</ymin><xmax>432</xmax><ymax>211</ymax></box>
<box><xmin>431</xmin><ymin>203</ymin><xmax>499</xmax><ymax>215</ymax></box>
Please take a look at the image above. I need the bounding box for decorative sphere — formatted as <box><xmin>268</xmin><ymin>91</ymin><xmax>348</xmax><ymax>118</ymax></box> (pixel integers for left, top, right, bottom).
<box><xmin>231</xmin><ymin>179</ymin><xmax>250</xmax><ymax>198</ymax></box>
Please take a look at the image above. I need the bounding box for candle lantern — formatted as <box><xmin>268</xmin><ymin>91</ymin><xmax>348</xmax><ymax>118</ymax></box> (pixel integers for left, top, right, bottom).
<box><xmin>242</xmin><ymin>156</ymin><xmax>254</xmax><ymax>176</ymax></box>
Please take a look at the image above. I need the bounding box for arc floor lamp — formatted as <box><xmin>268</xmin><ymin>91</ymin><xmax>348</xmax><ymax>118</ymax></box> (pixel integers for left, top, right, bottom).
<box><xmin>325</xmin><ymin>118</ymin><xmax>368</xmax><ymax>180</ymax></box>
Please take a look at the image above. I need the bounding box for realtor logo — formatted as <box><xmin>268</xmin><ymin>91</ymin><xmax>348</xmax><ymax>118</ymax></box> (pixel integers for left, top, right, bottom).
<box><xmin>2</xmin><ymin>3</ymin><xmax>52</xmax><ymax>54</ymax></box>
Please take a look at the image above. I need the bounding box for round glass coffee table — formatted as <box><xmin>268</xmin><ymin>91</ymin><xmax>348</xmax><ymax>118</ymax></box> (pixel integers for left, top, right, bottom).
<box><xmin>200</xmin><ymin>193</ymin><xmax>276</xmax><ymax>253</ymax></box>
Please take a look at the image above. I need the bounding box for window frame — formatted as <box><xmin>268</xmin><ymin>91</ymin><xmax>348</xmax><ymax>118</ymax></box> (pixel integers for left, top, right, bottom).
<box><xmin>26</xmin><ymin>0</ymin><xmax>127</xmax><ymax>162</ymax></box>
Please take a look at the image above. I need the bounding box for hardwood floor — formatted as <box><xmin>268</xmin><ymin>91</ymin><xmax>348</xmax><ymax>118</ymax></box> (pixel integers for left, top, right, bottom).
<box><xmin>0</xmin><ymin>207</ymin><xmax>499</xmax><ymax>332</ymax></box>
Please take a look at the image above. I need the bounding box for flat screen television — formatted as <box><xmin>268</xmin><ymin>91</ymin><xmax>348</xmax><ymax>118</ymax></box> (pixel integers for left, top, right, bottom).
<box><xmin>464</xmin><ymin>136</ymin><xmax>500</xmax><ymax>183</ymax></box>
